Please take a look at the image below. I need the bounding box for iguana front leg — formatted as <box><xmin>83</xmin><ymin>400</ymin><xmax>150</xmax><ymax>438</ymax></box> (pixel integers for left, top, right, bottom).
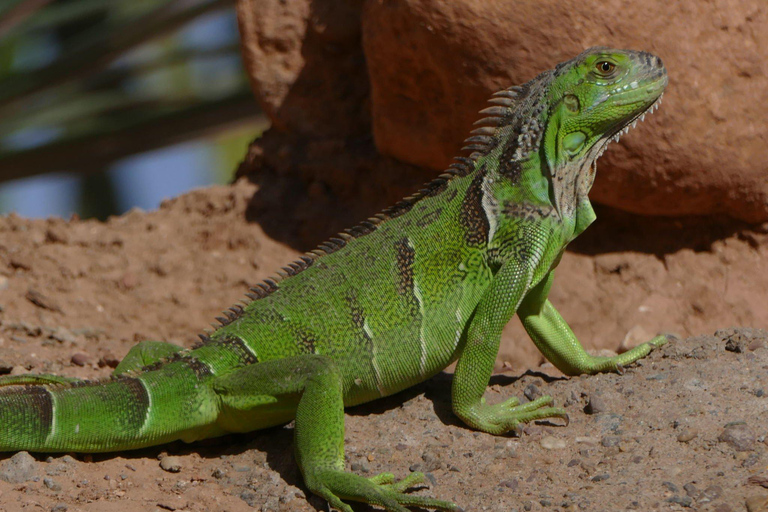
<box><xmin>517</xmin><ymin>271</ymin><xmax>668</xmax><ymax>376</ymax></box>
<box><xmin>452</xmin><ymin>258</ymin><xmax>567</xmax><ymax>435</ymax></box>
<box><xmin>212</xmin><ymin>355</ymin><xmax>460</xmax><ymax>512</ymax></box>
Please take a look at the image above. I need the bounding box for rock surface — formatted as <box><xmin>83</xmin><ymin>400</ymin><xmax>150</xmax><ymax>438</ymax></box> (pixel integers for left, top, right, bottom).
<box><xmin>361</xmin><ymin>0</ymin><xmax>767</xmax><ymax>221</ymax></box>
<box><xmin>237</xmin><ymin>0</ymin><xmax>422</xmax><ymax>248</ymax></box>
<box><xmin>0</xmin><ymin>452</ymin><xmax>37</xmax><ymax>484</ymax></box>
<box><xmin>236</xmin><ymin>0</ymin><xmax>368</xmax><ymax>137</ymax></box>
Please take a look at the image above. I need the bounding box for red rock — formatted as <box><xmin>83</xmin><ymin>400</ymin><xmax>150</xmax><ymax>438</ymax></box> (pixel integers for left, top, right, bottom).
<box><xmin>361</xmin><ymin>0</ymin><xmax>768</xmax><ymax>222</ymax></box>
<box><xmin>236</xmin><ymin>0</ymin><xmax>369</xmax><ymax>137</ymax></box>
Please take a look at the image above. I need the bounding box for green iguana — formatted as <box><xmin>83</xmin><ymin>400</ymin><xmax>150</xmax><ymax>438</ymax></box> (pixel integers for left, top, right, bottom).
<box><xmin>0</xmin><ymin>47</ymin><xmax>668</xmax><ymax>511</ymax></box>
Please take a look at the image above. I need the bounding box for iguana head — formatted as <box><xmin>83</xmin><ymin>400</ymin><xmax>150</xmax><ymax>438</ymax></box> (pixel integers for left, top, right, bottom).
<box><xmin>472</xmin><ymin>47</ymin><xmax>666</xmax><ymax>188</ymax></box>
<box><xmin>548</xmin><ymin>46</ymin><xmax>668</xmax><ymax>164</ymax></box>
<box><xmin>463</xmin><ymin>47</ymin><xmax>667</xmax><ymax>233</ymax></box>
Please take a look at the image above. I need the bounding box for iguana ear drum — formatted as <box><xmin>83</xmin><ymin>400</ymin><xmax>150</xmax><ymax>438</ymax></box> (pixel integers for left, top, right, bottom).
<box><xmin>563</xmin><ymin>94</ymin><xmax>580</xmax><ymax>112</ymax></box>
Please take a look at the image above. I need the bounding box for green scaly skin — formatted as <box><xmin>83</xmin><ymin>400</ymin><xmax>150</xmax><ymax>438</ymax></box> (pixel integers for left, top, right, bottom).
<box><xmin>0</xmin><ymin>47</ymin><xmax>668</xmax><ymax>511</ymax></box>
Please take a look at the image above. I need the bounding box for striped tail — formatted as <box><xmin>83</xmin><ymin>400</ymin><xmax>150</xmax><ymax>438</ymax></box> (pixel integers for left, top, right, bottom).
<box><xmin>0</xmin><ymin>364</ymin><xmax>224</xmax><ymax>452</ymax></box>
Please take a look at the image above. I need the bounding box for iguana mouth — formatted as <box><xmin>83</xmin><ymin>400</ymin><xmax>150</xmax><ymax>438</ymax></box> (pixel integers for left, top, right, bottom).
<box><xmin>596</xmin><ymin>93</ymin><xmax>664</xmax><ymax>159</ymax></box>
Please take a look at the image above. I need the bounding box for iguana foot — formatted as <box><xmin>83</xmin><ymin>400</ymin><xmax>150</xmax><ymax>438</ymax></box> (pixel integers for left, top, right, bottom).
<box><xmin>456</xmin><ymin>395</ymin><xmax>568</xmax><ymax>436</ymax></box>
<box><xmin>577</xmin><ymin>333</ymin><xmax>671</xmax><ymax>375</ymax></box>
<box><xmin>305</xmin><ymin>468</ymin><xmax>461</xmax><ymax>512</ymax></box>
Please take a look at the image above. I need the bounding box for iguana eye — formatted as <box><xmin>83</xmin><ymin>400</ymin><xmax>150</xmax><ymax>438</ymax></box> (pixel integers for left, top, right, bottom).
<box><xmin>595</xmin><ymin>61</ymin><xmax>616</xmax><ymax>74</ymax></box>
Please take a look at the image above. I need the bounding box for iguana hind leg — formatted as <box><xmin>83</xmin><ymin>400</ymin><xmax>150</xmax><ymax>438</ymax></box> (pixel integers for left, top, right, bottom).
<box><xmin>0</xmin><ymin>340</ymin><xmax>184</xmax><ymax>387</ymax></box>
<box><xmin>212</xmin><ymin>355</ymin><xmax>460</xmax><ymax>512</ymax></box>
<box><xmin>113</xmin><ymin>340</ymin><xmax>185</xmax><ymax>375</ymax></box>
<box><xmin>518</xmin><ymin>272</ymin><xmax>669</xmax><ymax>376</ymax></box>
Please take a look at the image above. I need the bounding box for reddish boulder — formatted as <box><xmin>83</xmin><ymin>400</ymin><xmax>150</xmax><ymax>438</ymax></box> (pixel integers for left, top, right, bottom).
<box><xmin>362</xmin><ymin>0</ymin><xmax>768</xmax><ymax>222</ymax></box>
<box><xmin>237</xmin><ymin>0</ymin><xmax>369</xmax><ymax>137</ymax></box>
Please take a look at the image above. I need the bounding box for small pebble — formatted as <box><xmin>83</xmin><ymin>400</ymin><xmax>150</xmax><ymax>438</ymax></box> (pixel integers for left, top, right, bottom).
<box><xmin>662</xmin><ymin>482</ymin><xmax>679</xmax><ymax>493</ymax></box>
<box><xmin>702</xmin><ymin>485</ymin><xmax>723</xmax><ymax>501</ymax></box>
<box><xmin>0</xmin><ymin>360</ymin><xmax>13</xmax><ymax>375</ymax></box>
<box><xmin>171</xmin><ymin>480</ymin><xmax>188</xmax><ymax>492</ymax></box>
<box><xmin>540</xmin><ymin>436</ymin><xmax>566</xmax><ymax>450</ymax></box>
<box><xmin>667</xmin><ymin>495</ymin><xmax>693</xmax><ymax>507</ymax></box>
<box><xmin>719</xmin><ymin>423</ymin><xmax>756</xmax><ymax>452</ymax></box>
<box><xmin>584</xmin><ymin>395</ymin><xmax>607</xmax><ymax>415</ymax></box>
<box><xmin>43</xmin><ymin>477</ymin><xmax>61</xmax><ymax>491</ymax></box>
<box><xmin>499</xmin><ymin>479</ymin><xmax>518</xmax><ymax>490</ymax></box>
<box><xmin>98</xmin><ymin>354</ymin><xmax>121</xmax><ymax>369</ymax></box>
<box><xmin>677</xmin><ymin>428</ymin><xmax>698</xmax><ymax>443</ymax></box>
<box><xmin>71</xmin><ymin>353</ymin><xmax>90</xmax><ymax>367</ymax></box>
<box><xmin>743</xmin><ymin>454</ymin><xmax>761</xmax><ymax>468</ymax></box>
<box><xmin>10</xmin><ymin>365</ymin><xmax>27</xmax><ymax>375</ymax></box>
<box><xmin>746</xmin><ymin>495</ymin><xmax>768</xmax><ymax>512</ymax></box>
<box><xmin>524</xmin><ymin>383</ymin><xmax>542</xmax><ymax>401</ymax></box>
<box><xmin>159</xmin><ymin>456</ymin><xmax>182</xmax><ymax>473</ymax></box>
<box><xmin>0</xmin><ymin>451</ymin><xmax>37</xmax><ymax>483</ymax></box>
<box><xmin>601</xmin><ymin>435</ymin><xmax>621</xmax><ymax>448</ymax></box>
<box><xmin>50</xmin><ymin>327</ymin><xmax>76</xmax><ymax>344</ymax></box>
<box><xmin>240</xmin><ymin>491</ymin><xmax>261</xmax><ymax>508</ymax></box>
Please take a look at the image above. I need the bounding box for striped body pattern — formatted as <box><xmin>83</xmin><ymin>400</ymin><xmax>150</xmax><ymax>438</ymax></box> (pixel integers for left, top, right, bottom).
<box><xmin>0</xmin><ymin>48</ymin><xmax>668</xmax><ymax>512</ymax></box>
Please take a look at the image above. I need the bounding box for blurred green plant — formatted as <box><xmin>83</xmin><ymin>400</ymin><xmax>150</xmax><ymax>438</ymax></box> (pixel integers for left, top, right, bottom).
<box><xmin>0</xmin><ymin>0</ymin><xmax>267</xmax><ymax>185</ymax></box>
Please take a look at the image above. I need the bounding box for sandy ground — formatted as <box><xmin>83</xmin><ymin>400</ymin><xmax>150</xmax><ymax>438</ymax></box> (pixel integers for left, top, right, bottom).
<box><xmin>0</xmin><ymin>180</ymin><xmax>766</xmax><ymax>512</ymax></box>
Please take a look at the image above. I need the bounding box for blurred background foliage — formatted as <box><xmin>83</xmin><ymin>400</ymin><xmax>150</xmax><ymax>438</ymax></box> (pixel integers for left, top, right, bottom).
<box><xmin>0</xmin><ymin>0</ymin><xmax>268</xmax><ymax>219</ymax></box>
